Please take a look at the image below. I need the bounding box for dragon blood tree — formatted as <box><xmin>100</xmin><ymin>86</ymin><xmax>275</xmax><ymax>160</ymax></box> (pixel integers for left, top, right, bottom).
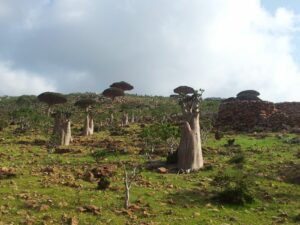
<box><xmin>102</xmin><ymin>82</ymin><xmax>134</xmax><ymax>125</ymax></box>
<box><xmin>109</xmin><ymin>81</ymin><xmax>134</xmax><ymax>125</ymax></box>
<box><xmin>173</xmin><ymin>86</ymin><xmax>204</xmax><ymax>172</ymax></box>
<box><xmin>102</xmin><ymin>87</ymin><xmax>125</xmax><ymax>101</ymax></box>
<box><xmin>53</xmin><ymin>110</ymin><xmax>72</xmax><ymax>146</ymax></box>
<box><xmin>37</xmin><ymin>92</ymin><xmax>67</xmax><ymax>116</ymax></box>
<box><xmin>38</xmin><ymin>92</ymin><xmax>72</xmax><ymax>146</ymax></box>
<box><xmin>74</xmin><ymin>98</ymin><xmax>97</xmax><ymax>136</ymax></box>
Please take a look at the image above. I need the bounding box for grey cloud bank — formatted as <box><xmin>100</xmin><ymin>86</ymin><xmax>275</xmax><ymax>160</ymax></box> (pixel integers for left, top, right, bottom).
<box><xmin>0</xmin><ymin>0</ymin><xmax>300</xmax><ymax>101</ymax></box>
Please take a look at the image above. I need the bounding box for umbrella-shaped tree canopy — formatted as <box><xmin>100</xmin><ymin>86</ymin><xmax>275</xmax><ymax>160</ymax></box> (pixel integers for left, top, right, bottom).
<box><xmin>102</xmin><ymin>87</ymin><xmax>125</xmax><ymax>99</ymax></box>
<box><xmin>74</xmin><ymin>98</ymin><xmax>97</xmax><ymax>109</ymax></box>
<box><xmin>237</xmin><ymin>90</ymin><xmax>260</xmax><ymax>98</ymax></box>
<box><xmin>173</xmin><ymin>86</ymin><xmax>195</xmax><ymax>95</ymax></box>
<box><xmin>110</xmin><ymin>81</ymin><xmax>134</xmax><ymax>91</ymax></box>
<box><xmin>236</xmin><ymin>90</ymin><xmax>261</xmax><ymax>101</ymax></box>
<box><xmin>38</xmin><ymin>92</ymin><xmax>67</xmax><ymax>106</ymax></box>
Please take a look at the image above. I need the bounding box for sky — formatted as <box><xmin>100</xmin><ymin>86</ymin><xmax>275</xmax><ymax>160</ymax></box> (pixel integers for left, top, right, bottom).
<box><xmin>0</xmin><ymin>0</ymin><xmax>300</xmax><ymax>102</ymax></box>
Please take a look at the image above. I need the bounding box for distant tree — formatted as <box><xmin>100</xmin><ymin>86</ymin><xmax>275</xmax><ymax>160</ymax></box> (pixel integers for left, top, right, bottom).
<box><xmin>75</xmin><ymin>98</ymin><xmax>97</xmax><ymax>136</ymax></box>
<box><xmin>38</xmin><ymin>92</ymin><xmax>71</xmax><ymax>146</ymax></box>
<box><xmin>38</xmin><ymin>92</ymin><xmax>67</xmax><ymax>116</ymax></box>
<box><xmin>102</xmin><ymin>81</ymin><xmax>134</xmax><ymax>126</ymax></box>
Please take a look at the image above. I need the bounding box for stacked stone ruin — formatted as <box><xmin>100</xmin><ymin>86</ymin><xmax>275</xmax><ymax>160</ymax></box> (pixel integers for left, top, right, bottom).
<box><xmin>216</xmin><ymin>90</ymin><xmax>300</xmax><ymax>131</ymax></box>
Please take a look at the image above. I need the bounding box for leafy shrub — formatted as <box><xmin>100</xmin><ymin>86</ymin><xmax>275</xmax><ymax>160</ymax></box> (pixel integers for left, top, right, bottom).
<box><xmin>97</xmin><ymin>176</ymin><xmax>110</xmax><ymax>190</ymax></box>
<box><xmin>140</xmin><ymin>123</ymin><xmax>179</xmax><ymax>155</ymax></box>
<box><xmin>0</xmin><ymin>120</ymin><xmax>8</xmax><ymax>131</ymax></box>
<box><xmin>10</xmin><ymin>108</ymin><xmax>50</xmax><ymax>132</ymax></box>
<box><xmin>228</xmin><ymin>153</ymin><xmax>245</xmax><ymax>164</ymax></box>
<box><xmin>140</xmin><ymin>123</ymin><xmax>179</xmax><ymax>142</ymax></box>
<box><xmin>212</xmin><ymin>171</ymin><xmax>255</xmax><ymax>205</ymax></box>
<box><xmin>91</xmin><ymin>149</ymin><xmax>123</xmax><ymax>162</ymax></box>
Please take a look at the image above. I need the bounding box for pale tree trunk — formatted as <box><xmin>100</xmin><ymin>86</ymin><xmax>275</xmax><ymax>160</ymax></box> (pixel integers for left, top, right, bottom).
<box><xmin>83</xmin><ymin>113</ymin><xmax>94</xmax><ymax>136</ymax></box>
<box><xmin>53</xmin><ymin>114</ymin><xmax>72</xmax><ymax>146</ymax></box>
<box><xmin>177</xmin><ymin>112</ymin><xmax>203</xmax><ymax>171</ymax></box>
<box><xmin>110</xmin><ymin>113</ymin><xmax>114</xmax><ymax>125</ymax></box>
<box><xmin>47</xmin><ymin>106</ymin><xmax>52</xmax><ymax>117</ymax></box>
<box><xmin>60</xmin><ymin>120</ymin><xmax>72</xmax><ymax>146</ymax></box>
<box><xmin>131</xmin><ymin>113</ymin><xmax>135</xmax><ymax>123</ymax></box>
<box><xmin>123</xmin><ymin>166</ymin><xmax>137</xmax><ymax>209</ymax></box>
<box><xmin>122</xmin><ymin>113</ymin><xmax>129</xmax><ymax>126</ymax></box>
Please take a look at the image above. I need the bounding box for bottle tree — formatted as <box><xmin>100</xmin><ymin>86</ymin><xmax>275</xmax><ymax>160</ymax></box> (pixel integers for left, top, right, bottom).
<box><xmin>173</xmin><ymin>86</ymin><xmax>204</xmax><ymax>172</ymax></box>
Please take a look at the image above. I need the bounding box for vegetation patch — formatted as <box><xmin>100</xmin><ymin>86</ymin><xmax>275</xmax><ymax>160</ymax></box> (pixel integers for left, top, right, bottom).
<box><xmin>212</xmin><ymin>171</ymin><xmax>255</xmax><ymax>205</ymax></box>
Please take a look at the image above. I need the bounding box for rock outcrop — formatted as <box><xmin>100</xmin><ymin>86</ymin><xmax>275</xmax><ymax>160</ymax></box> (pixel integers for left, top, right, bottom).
<box><xmin>216</xmin><ymin>91</ymin><xmax>300</xmax><ymax>131</ymax></box>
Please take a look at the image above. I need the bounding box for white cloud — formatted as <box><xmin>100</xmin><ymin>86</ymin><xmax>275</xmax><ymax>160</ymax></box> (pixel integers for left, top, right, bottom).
<box><xmin>0</xmin><ymin>0</ymin><xmax>300</xmax><ymax>101</ymax></box>
<box><xmin>0</xmin><ymin>62</ymin><xmax>55</xmax><ymax>96</ymax></box>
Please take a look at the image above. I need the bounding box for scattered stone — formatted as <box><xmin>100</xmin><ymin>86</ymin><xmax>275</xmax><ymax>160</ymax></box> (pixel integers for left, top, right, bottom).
<box><xmin>0</xmin><ymin>167</ymin><xmax>16</xmax><ymax>179</ymax></box>
<box><xmin>77</xmin><ymin>205</ymin><xmax>101</xmax><ymax>215</ymax></box>
<box><xmin>90</xmin><ymin>164</ymin><xmax>118</xmax><ymax>178</ymax></box>
<box><xmin>83</xmin><ymin>172</ymin><xmax>95</xmax><ymax>182</ymax></box>
<box><xmin>39</xmin><ymin>204</ymin><xmax>50</xmax><ymax>212</ymax></box>
<box><xmin>24</xmin><ymin>200</ymin><xmax>39</xmax><ymax>209</ymax></box>
<box><xmin>68</xmin><ymin>217</ymin><xmax>79</xmax><ymax>225</ymax></box>
<box><xmin>157</xmin><ymin>167</ymin><xmax>168</xmax><ymax>174</ymax></box>
<box><xmin>41</xmin><ymin>166</ymin><xmax>57</xmax><ymax>174</ymax></box>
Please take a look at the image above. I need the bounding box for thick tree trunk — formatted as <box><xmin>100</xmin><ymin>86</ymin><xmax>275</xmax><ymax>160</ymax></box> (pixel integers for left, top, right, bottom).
<box><xmin>110</xmin><ymin>113</ymin><xmax>114</xmax><ymax>125</ymax></box>
<box><xmin>53</xmin><ymin>115</ymin><xmax>62</xmax><ymax>135</ymax></box>
<box><xmin>131</xmin><ymin>113</ymin><xmax>135</xmax><ymax>123</ymax></box>
<box><xmin>122</xmin><ymin>113</ymin><xmax>129</xmax><ymax>126</ymax></box>
<box><xmin>83</xmin><ymin>113</ymin><xmax>94</xmax><ymax>136</ymax></box>
<box><xmin>52</xmin><ymin>114</ymin><xmax>72</xmax><ymax>146</ymax></box>
<box><xmin>177</xmin><ymin>113</ymin><xmax>203</xmax><ymax>171</ymax></box>
<box><xmin>60</xmin><ymin>120</ymin><xmax>72</xmax><ymax>146</ymax></box>
<box><xmin>47</xmin><ymin>106</ymin><xmax>52</xmax><ymax>117</ymax></box>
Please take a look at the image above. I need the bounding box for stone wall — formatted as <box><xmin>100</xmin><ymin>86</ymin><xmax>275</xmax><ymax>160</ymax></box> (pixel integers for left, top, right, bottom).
<box><xmin>216</xmin><ymin>100</ymin><xmax>300</xmax><ymax>131</ymax></box>
<box><xmin>275</xmin><ymin>102</ymin><xmax>300</xmax><ymax>126</ymax></box>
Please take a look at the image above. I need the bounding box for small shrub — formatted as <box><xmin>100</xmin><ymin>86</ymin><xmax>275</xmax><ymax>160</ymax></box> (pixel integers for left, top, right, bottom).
<box><xmin>227</xmin><ymin>139</ymin><xmax>235</xmax><ymax>146</ymax></box>
<box><xmin>92</xmin><ymin>149</ymin><xmax>116</xmax><ymax>162</ymax></box>
<box><xmin>0</xmin><ymin>120</ymin><xmax>8</xmax><ymax>131</ymax></box>
<box><xmin>214</xmin><ymin>130</ymin><xmax>224</xmax><ymax>140</ymax></box>
<box><xmin>212</xmin><ymin>171</ymin><xmax>255</xmax><ymax>205</ymax></box>
<box><xmin>294</xmin><ymin>213</ymin><xmax>300</xmax><ymax>222</ymax></box>
<box><xmin>97</xmin><ymin>176</ymin><xmax>110</xmax><ymax>190</ymax></box>
<box><xmin>228</xmin><ymin>153</ymin><xmax>245</xmax><ymax>164</ymax></box>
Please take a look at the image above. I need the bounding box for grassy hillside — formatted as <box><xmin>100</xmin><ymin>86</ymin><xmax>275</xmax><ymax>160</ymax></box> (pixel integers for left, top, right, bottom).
<box><xmin>0</xmin><ymin>94</ymin><xmax>299</xmax><ymax>225</ymax></box>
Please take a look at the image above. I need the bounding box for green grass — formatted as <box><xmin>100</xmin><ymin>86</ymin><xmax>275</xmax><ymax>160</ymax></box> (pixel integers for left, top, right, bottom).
<box><xmin>0</xmin><ymin>124</ymin><xmax>300</xmax><ymax>225</ymax></box>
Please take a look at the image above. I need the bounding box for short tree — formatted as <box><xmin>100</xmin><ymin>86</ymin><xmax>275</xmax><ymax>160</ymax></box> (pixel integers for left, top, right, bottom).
<box><xmin>38</xmin><ymin>92</ymin><xmax>71</xmax><ymax>146</ymax></box>
<box><xmin>75</xmin><ymin>98</ymin><xmax>97</xmax><ymax>136</ymax></box>
<box><xmin>173</xmin><ymin>86</ymin><xmax>204</xmax><ymax>171</ymax></box>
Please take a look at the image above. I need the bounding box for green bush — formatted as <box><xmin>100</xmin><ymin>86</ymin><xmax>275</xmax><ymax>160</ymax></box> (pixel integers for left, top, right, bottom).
<box><xmin>212</xmin><ymin>171</ymin><xmax>255</xmax><ymax>205</ymax></box>
<box><xmin>0</xmin><ymin>120</ymin><xmax>8</xmax><ymax>131</ymax></box>
<box><xmin>228</xmin><ymin>153</ymin><xmax>245</xmax><ymax>164</ymax></box>
<box><xmin>140</xmin><ymin>123</ymin><xmax>179</xmax><ymax>142</ymax></box>
<box><xmin>97</xmin><ymin>176</ymin><xmax>110</xmax><ymax>190</ymax></box>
